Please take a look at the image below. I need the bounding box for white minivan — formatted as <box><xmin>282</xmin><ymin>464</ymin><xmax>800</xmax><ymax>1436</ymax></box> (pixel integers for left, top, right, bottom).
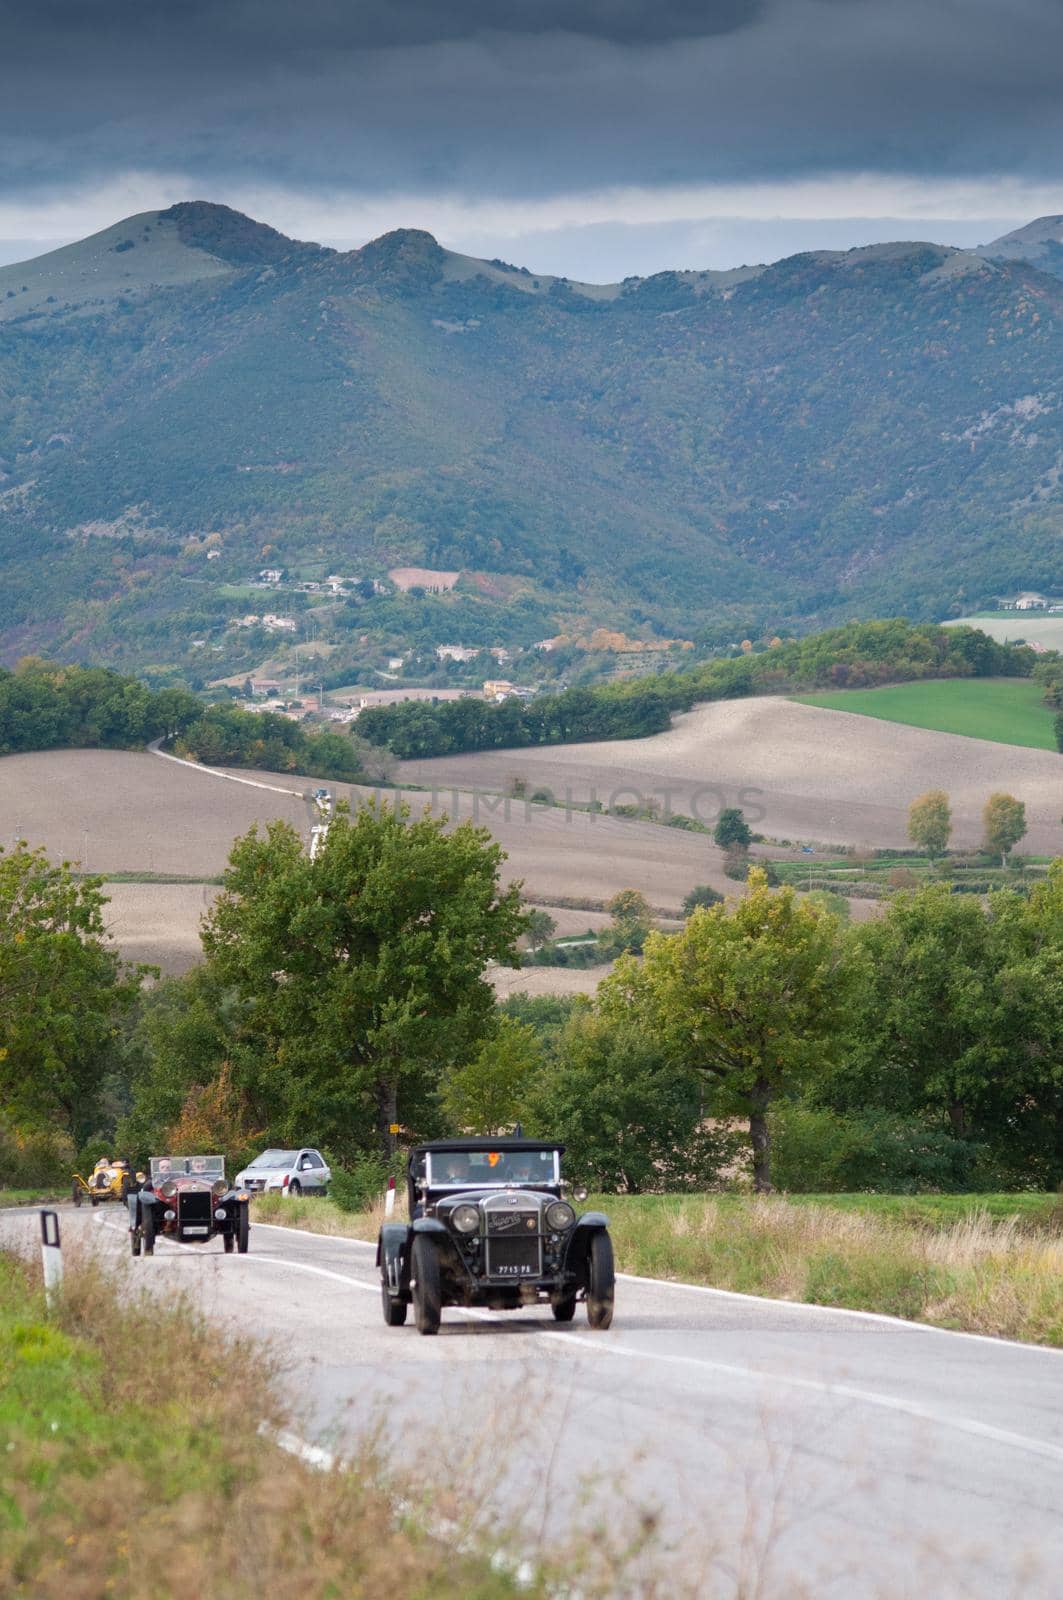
<box><xmin>234</xmin><ymin>1148</ymin><xmax>331</xmax><ymax>1197</ymax></box>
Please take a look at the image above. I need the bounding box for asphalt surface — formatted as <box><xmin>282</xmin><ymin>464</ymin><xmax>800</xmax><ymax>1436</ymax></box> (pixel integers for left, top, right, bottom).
<box><xmin>5</xmin><ymin>1205</ymin><xmax>1062</xmax><ymax>1598</ymax></box>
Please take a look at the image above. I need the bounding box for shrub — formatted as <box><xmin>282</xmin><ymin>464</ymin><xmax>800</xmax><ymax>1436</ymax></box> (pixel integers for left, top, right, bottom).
<box><xmin>329</xmin><ymin>1152</ymin><xmax>404</xmax><ymax>1212</ymax></box>
<box><xmin>0</xmin><ymin>1122</ymin><xmax>76</xmax><ymax>1189</ymax></box>
<box><xmin>682</xmin><ymin>884</ymin><xmax>724</xmax><ymax>914</ymax></box>
<box><xmin>769</xmin><ymin>1103</ymin><xmax>982</xmax><ymax>1193</ymax></box>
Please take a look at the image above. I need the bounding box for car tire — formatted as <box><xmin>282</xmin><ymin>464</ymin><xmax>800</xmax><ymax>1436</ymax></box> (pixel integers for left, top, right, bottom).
<box><xmin>381</xmin><ymin>1266</ymin><xmax>408</xmax><ymax>1327</ymax></box>
<box><xmin>289</xmin><ymin>1180</ymin><xmax>302</xmax><ymax>1198</ymax></box>
<box><xmin>142</xmin><ymin>1204</ymin><xmax>156</xmax><ymax>1257</ymax></box>
<box><xmin>586</xmin><ymin>1231</ymin><xmax>615</xmax><ymax>1330</ymax></box>
<box><xmin>73</xmin><ymin>1184</ymin><xmax>82</xmax><ymax>1208</ymax></box>
<box><xmin>411</xmin><ymin>1235</ymin><xmax>442</xmax><ymax>1335</ymax></box>
<box><xmin>236</xmin><ymin>1202</ymin><xmax>250</xmax><ymax>1254</ymax></box>
<box><xmin>90</xmin><ymin>1194</ymin><xmax>99</xmax><ymax>1207</ymax></box>
<box><xmin>552</xmin><ymin>1294</ymin><xmax>577</xmax><ymax>1322</ymax></box>
<box><xmin>131</xmin><ymin>1228</ymin><xmax>141</xmax><ymax>1257</ymax></box>
<box><xmin>223</xmin><ymin>1231</ymin><xmax>234</xmax><ymax>1253</ymax></box>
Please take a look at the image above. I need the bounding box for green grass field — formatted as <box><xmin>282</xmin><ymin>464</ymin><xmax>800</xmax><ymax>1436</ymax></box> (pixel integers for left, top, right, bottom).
<box><xmin>794</xmin><ymin>676</ymin><xmax>1057</xmax><ymax>750</ymax></box>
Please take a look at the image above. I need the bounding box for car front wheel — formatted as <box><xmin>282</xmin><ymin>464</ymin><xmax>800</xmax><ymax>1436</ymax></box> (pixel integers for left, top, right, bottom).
<box><xmin>236</xmin><ymin>1202</ymin><xmax>250</xmax><ymax>1254</ymax></box>
<box><xmin>552</xmin><ymin>1293</ymin><xmax>577</xmax><ymax>1322</ymax></box>
<box><xmin>142</xmin><ymin>1205</ymin><xmax>156</xmax><ymax>1257</ymax></box>
<box><xmin>411</xmin><ymin>1235</ymin><xmax>442</xmax><ymax>1335</ymax></box>
<box><xmin>380</xmin><ymin>1265</ymin><xmax>408</xmax><ymax>1327</ymax></box>
<box><xmin>586</xmin><ymin>1231</ymin><xmax>614</xmax><ymax>1330</ymax></box>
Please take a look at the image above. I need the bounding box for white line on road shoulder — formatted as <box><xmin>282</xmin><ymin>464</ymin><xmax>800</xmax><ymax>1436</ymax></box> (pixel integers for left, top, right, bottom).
<box><xmin>251</xmin><ymin>1220</ymin><xmax>1063</xmax><ymax>1358</ymax></box>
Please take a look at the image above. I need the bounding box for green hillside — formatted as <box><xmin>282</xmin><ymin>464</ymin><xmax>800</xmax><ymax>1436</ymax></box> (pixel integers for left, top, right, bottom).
<box><xmin>2</xmin><ymin>203</ymin><xmax>1063</xmax><ymax>675</ymax></box>
<box><xmin>794</xmin><ymin>677</ymin><xmax>1058</xmax><ymax>749</ymax></box>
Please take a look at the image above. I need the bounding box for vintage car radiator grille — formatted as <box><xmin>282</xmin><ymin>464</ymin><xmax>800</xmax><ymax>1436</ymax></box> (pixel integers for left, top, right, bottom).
<box><xmin>485</xmin><ymin>1235</ymin><xmax>542</xmax><ymax>1278</ymax></box>
<box><xmin>178</xmin><ymin>1190</ymin><xmax>212</xmax><ymax>1225</ymax></box>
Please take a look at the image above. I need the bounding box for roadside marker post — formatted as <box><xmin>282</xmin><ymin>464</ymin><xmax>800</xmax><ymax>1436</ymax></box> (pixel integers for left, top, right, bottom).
<box><xmin>40</xmin><ymin>1209</ymin><xmax>63</xmax><ymax>1309</ymax></box>
<box><xmin>385</xmin><ymin>1177</ymin><xmax>396</xmax><ymax>1218</ymax></box>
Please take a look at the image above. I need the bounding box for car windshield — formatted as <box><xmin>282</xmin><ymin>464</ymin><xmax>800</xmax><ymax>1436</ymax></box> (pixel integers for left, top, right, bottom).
<box><xmin>247</xmin><ymin>1150</ymin><xmax>297</xmax><ymax>1170</ymax></box>
<box><xmin>151</xmin><ymin>1155</ymin><xmax>225</xmax><ymax>1182</ymax></box>
<box><xmin>427</xmin><ymin>1149</ymin><xmax>559</xmax><ymax>1187</ymax></box>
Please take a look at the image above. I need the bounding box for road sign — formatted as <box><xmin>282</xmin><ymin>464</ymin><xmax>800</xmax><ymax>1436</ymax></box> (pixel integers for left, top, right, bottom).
<box><xmin>389</xmin><ymin>1123</ymin><xmax>400</xmax><ymax>1134</ymax></box>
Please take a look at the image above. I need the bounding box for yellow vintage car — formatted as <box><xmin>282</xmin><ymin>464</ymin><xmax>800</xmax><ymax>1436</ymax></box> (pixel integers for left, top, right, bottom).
<box><xmin>72</xmin><ymin>1157</ymin><xmax>134</xmax><ymax>1207</ymax></box>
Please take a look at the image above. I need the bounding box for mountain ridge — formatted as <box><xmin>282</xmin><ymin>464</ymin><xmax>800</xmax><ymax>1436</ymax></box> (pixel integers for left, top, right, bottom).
<box><xmin>1</xmin><ymin>203</ymin><xmax>1061</xmax><ymax>676</ymax></box>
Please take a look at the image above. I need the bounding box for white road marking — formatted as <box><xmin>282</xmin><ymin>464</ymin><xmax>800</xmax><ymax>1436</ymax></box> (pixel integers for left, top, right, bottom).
<box><xmin>252</xmin><ymin>1219</ymin><xmax>1063</xmax><ymax>1358</ymax></box>
<box><xmin>213</xmin><ymin>1232</ymin><xmax>1063</xmax><ymax>1465</ymax></box>
<box><xmin>33</xmin><ymin>1214</ymin><xmax>1063</xmax><ymax>1463</ymax></box>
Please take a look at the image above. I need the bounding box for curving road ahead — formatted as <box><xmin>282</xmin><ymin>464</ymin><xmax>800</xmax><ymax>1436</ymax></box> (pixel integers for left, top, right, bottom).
<box><xmin>4</xmin><ymin>1205</ymin><xmax>1061</xmax><ymax>1597</ymax></box>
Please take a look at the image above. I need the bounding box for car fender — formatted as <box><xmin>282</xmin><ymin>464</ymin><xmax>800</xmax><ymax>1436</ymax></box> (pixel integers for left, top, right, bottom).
<box><xmin>563</xmin><ymin>1212</ymin><xmax>610</xmax><ymax>1275</ymax></box>
<box><xmin>377</xmin><ymin>1221</ymin><xmax>413</xmax><ymax>1294</ymax></box>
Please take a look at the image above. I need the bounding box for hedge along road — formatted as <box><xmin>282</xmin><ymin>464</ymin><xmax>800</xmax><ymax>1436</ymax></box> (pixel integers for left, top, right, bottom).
<box><xmin>5</xmin><ymin>1207</ymin><xmax>1060</xmax><ymax>1599</ymax></box>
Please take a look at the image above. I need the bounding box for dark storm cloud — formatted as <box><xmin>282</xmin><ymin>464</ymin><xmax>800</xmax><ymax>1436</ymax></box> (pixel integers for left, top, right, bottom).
<box><xmin>2</xmin><ymin>0</ymin><xmax>1063</xmax><ymax>198</ymax></box>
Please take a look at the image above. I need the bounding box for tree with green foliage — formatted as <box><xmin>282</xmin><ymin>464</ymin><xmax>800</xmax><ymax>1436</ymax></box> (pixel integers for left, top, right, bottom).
<box><xmin>844</xmin><ymin>884</ymin><xmax>1001</xmax><ymax>1140</ymax></box>
<box><xmin>985</xmin><ymin>862</ymin><xmax>1063</xmax><ymax>1185</ymax></box>
<box><xmin>523</xmin><ymin>1011</ymin><xmax>732</xmax><ymax>1192</ymax></box>
<box><xmin>605</xmin><ymin>887</ymin><xmax>652</xmax><ymax>954</ymax></box>
<box><xmin>983</xmin><ymin>792</ymin><xmax>1027</xmax><ymax>866</ymax></box>
<box><xmin>603</xmin><ymin>869</ymin><xmax>849</xmax><ymax>1191</ymax></box>
<box><xmin>907</xmin><ymin>789</ymin><xmax>952</xmax><ymax>858</ymax></box>
<box><xmin>0</xmin><ymin>843</ymin><xmax>144</xmax><ymax>1142</ymax></box>
<box><xmin>116</xmin><ymin>966</ymin><xmax>253</xmax><ymax>1163</ymax></box>
<box><xmin>441</xmin><ymin>1016</ymin><xmax>543</xmax><ymax>1135</ymax></box>
<box><xmin>524</xmin><ymin>908</ymin><xmax>557</xmax><ymax>950</ymax></box>
<box><xmin>1054</xmin><ymin>710</ymin><xmax>1063</xmax><ymax>754</ymax></box>
<box><xmin>713</xmin><ymin>807</ymin><xmax>752</xmax><ymax>850</ymax></box>
<box><xmin>682</xmin><ymin>884</ymin><xmax>724</xmax><ymax>915</ymax></box>
<box><xmin>201</xmin><ymin>800</ymin><xmax>526</xmax><ymax>1155</ymax></box>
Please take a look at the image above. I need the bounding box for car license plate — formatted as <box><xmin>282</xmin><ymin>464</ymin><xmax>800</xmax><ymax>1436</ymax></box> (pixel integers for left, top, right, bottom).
<box><xmin>182</xmin><ymin>1225</ymin><xmax>209</xmax><ymax>1235</ymax></box>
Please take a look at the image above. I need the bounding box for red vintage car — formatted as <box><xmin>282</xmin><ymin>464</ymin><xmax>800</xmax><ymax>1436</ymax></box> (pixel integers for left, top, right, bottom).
<box><xmin>130</xmin><ymin>1155</ymin><xmax>251</xmax><ymax>1256</ymax></box>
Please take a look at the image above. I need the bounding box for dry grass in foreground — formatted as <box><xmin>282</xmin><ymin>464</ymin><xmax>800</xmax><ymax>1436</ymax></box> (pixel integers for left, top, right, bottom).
<box><xmin>257</xmin><ymin>1190</ymin><xmax>1063</xmax><ymax>1347</ymax></box>
<box><xmin>0</xmin><ymin>1249</ymin><xmax>659</xmax><ymax>1600</ymax></box>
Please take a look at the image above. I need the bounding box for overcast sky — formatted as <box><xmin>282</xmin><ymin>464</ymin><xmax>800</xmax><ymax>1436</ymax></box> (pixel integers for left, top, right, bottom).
<box><xmin>2</xmin><ymin>0</ymin><xmax>1063</xmax><ymax>278</ymax></box>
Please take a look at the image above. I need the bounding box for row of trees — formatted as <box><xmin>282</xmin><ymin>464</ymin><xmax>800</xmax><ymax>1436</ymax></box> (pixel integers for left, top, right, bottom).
<box><xmin>4</xmin><ymin>805</ymin><xmax>1061</xmax><ymax>1197</ymax></box>
<box><xmin>907</xmin><ymin>788</ymin><xmax>1029</xmax><ymax>864</ymax></box>
<box><xmin>358</xmin><ymin>619</ymin><xmax>1044</xmax><ymax>760</ymax></box>
<box><xmin>0</xmin><ymin>657</ymin><xmax>380</xmax><ymax>782</ymax></box>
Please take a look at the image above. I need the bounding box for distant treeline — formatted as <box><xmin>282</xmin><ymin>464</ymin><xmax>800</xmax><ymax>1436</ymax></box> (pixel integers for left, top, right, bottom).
<box><xmin>0</xmin><ymin>659</ymin><xmax>366</xmax><ymax>781</ymax></box>
<box><xmin>358</xmin><ymin>620</ymin><xmax>1040</xmax><ymax>760</ymax></box>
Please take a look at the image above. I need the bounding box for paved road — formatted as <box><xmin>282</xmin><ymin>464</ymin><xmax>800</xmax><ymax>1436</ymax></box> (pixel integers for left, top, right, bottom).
<box><xmin>5</xmin><ymin>1206</ymin><xmax>1062</xmax><ymax>1598</ymax></box>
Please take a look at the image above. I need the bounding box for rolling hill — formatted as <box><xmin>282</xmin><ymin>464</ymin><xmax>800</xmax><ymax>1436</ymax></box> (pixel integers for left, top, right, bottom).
<box><xmin>2</xmin><ymin>202</ymin><xmax>1063</xmax><ymax>673</ymax></box>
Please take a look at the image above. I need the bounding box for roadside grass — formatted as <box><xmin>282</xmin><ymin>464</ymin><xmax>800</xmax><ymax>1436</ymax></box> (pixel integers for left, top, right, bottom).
<box><xmin>256</xmin><ymin>1190</ymin><xmax>1063</xmax><ymax>1346</ymax></box>
<box><xmin>0</xmin><ymin>1189</ymin><xmax>65</xmax><ymax>1209</ymax></box>
<box><xmin>793</xmin><ymin>676</ymin><xmax>1056</xmax><ymax>750</ymax></box>
<box><xmin>601</xmin><ymin>1194</ymin><xmax>1063</xmax><ymax>1345</ymax></box>
<box><xmin>0</xmin><ymin>1248</ymin><xmax>598</xmax><ymax>1600</ymax></box>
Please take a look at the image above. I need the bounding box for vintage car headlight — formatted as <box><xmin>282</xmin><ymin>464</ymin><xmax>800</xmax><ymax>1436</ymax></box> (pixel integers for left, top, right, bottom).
<box><xmin>451</xmin><ymin>1203</ymin><xmax>480</xmax><ymax>1234</ymax></box>
<box><xmin>159</xmin><ymin>1179</ymin><xmax>177</xmax><ymax>1200</ymax></box>
<box><xmin>212</xmin><ymin>1179</ymin><xmax>227</xmax><ymax>1198</ymax></box>
<box><xmin>545</xmin><ymin>1201</ymin><xmax>575</xmax><ymax>1232</ymax></box>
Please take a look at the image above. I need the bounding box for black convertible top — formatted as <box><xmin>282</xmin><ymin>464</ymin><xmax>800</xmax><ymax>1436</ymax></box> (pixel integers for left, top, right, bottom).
<box><xmin>411</xmin><ymin>1137</ymin><xmax>565</xmax><ymax>1156</ymax></box>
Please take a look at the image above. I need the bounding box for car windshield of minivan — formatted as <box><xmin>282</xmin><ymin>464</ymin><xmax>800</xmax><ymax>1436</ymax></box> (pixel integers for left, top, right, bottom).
<box><xmin>248</xmin><ymin>1150</ymin><xmax>297</xmax><ymax>1169</ymax></box>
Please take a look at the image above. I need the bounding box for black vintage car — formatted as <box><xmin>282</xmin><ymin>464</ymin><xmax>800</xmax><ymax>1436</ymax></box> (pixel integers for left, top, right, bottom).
<box><xmin>129</xmin><ymin>1155</ymin><xmax>251</xmax><ymax>1256</ymax></box>
<box><xmin>377</xmin><ymin>1138</ymin><xmax>614</xmax><ymax>1335</ymax></box>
